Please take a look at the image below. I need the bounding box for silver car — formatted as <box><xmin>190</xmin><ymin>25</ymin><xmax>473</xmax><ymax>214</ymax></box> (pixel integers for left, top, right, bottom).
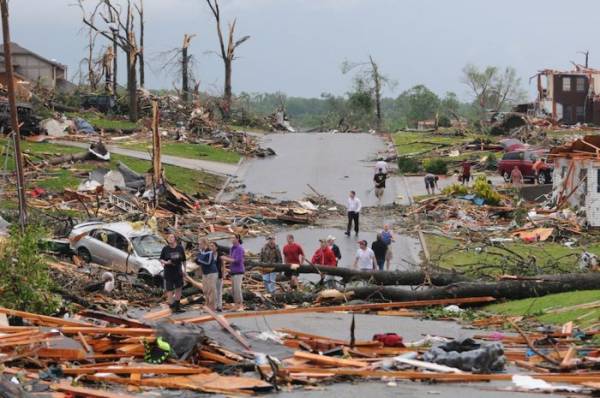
<box><xmin>69</xmin><ymin>221</ymin><xmax>196</xmax><ymax>283</ymax></box>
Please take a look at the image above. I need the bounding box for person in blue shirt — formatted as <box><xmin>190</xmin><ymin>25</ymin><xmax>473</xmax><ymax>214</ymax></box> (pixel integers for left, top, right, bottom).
<box><xmin>381</xmin><ymin>224</ymin><xmax>395</xmax><ymax>271</ymax></box>
<box><xmin>195</xmin><ymin>238</ymin><xmax>219</xmax><ymax>310</ymax></box>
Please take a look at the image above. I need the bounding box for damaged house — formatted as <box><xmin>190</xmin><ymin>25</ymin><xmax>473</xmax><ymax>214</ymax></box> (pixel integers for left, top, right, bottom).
<box><xmin>536</xmin><ymin>66</ymin><xmax>600</xmax><ymax>125</ymax></box>
<box><xmin>550</xmin><ymin>135</ymin><xmax>600</xmax><ymax>227</ymax></box>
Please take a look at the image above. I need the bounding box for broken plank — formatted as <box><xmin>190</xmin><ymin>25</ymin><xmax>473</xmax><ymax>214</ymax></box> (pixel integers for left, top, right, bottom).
<box><xmin>293</xmin><ymin>351</ymin><xmax>366</xmax><ymax>368</ymax></box>
<box><xmin>202</xmin><ymin>306</ymin><xmax>251</xmax><ymax>350</ymax></box>
<box><xmin>52</xmin><ymin>382</ymin><xmax>138</xmax><ymax>398</ymax></box>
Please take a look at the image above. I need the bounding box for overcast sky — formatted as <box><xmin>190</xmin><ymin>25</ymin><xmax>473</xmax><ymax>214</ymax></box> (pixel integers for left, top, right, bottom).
<box><xmin>8</xmin><ymin>0</ymin><xmax>600</xmax><ymax>100</ymax></box>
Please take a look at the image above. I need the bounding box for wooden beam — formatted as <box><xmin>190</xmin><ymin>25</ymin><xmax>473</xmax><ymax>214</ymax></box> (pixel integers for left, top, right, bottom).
<box><xmin>293</xmin><ymin>351</ymin><xmax>366</xmax><ymax>368</ymax></box>
<box><xmin>202</xmin><ymin>306</ymin><xmax>251</xmax><ymax>351</ymax></box>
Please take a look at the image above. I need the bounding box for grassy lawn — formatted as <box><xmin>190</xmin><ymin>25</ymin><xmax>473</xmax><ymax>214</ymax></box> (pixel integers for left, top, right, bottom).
<box><xmin>118</xmin><ymin>141</ymin><xmax>241</xmax><ymax>164</ymax></box>
<box><xmin>485</xmin><ymin>290</ymin><xmax>600</xmax><ymax>328</ymax></box>
<box><xmin>0</xmin><ymin>139</ymin><xmax>223</xmax><ymax>197</ymax></box>
<box><xmin>425</xmin><ymin>234</ymin><xmax>598</xmax><ymax>276</ymax></box>
<box><xmin>393</xmin><ymin>131</ymin><xmax>486</xmax><ymax>156</ymax></box>
<box><xmin>66</xmin><ymin>111</ymin><xmax>139</xmax><ymax>130</ymax></box>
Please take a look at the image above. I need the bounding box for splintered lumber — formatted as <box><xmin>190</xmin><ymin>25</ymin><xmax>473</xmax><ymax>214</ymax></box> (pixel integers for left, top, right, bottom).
<box><xmin>293</xmin><ymin>351</ymin><xmax>366</xmax><ymax>368</ymax></box>
<box><xmin>52</xmin><ymin>382</ymin><xmax>138</xmax><ymax>398</ymax></box>
<box><xmin>59</xmin><ymin>327</ymin><xmax>155</xmax><ymax>337</ymax></box>
<box><xmin>246</xmin><ymin>262</ymin><xmax>468</xmax><ymax>286</ymax></box>
<box><xmin>0</xmin><ymin>307</ymin><xmax>93</xmax><ymax>327</ymax></box>
<box><xmin>176</xmin><ymin>297</ymin><xmax>495</xmax><ymax>323</ymax></box>
<box><xmin>62</xmin><ymin>364</ymin><xmax>211</xmax><ymax>375</ymax></box>
<box><xmin>203</xmin><ymin>306</ymin><xmax>251</xmax><ymax>350</ymax></box>
<box><xmin>345</xmin><ymin>273</ymin><xmax>600</xmax><ymax>302</ymax></box>
<box><xmin>392</xmin><ymin>356</ymin><xmax>464</xmax><ymax>374</ymax></box>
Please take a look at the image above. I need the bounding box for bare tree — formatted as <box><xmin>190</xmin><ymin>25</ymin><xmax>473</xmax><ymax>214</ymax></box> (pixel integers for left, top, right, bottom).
<box><xmin>135</xmin><ymin>0</ymin><xmax>144</xmax><ymax>87</ymax></box>
<box><xmin>205</xmin><ymin>0</ymin><xmax>250</xmax><ymax>120</ymax></box>
<box><xmin>154</xmin><ymin>33</ymin><xmax>197</xmax><ymax>103</ymax></box>
<box><xmin>78</xmin><ymin>0</ymin><xmax>140</xmax><ymax>121</ymax></box>
<box><xmin>462</xmin><ymin>64</ymin><xmax>526</xmax><ymax>113</ymax></box>
<box><xmin>342</xmin><ymin>55</ymin><xmax>394</xmax><ymax>130</ymax></box>
<box><xmin>102</xmin><ymin>46</ymin><xmax>114</xmax><ymax>93</ymax></box>
<box><xmin>181</xmin><ymin>33</ymin><xmax>195</xmax><ymax>103</ymax></box>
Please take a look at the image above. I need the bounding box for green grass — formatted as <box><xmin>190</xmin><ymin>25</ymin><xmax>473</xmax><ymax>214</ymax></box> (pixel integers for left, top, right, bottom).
<box><xmin>118</xmin><ymin>141</ymin><xmax>241</xmax><ymax>164</ymax></box>
<box><xmin>66</xmin><ymin>111</ymin><xmax>139</xmax><ymax>130</ymax></box>
<box><xmin>0</xmin><ymin>139</ymin><xmax>224</xmax><ymax>197</ymax></box>
<box><xmin>425</xmin><ymin>234</ymin><xmax>599</xmax><ymax>276</ymax></box>
<box><xmin>393</xmin><ymin>131</ymin><xmax>485</xmax><ymax>156</ymax></box>
<box><xmin>485</xmin><ymin>290</ymin><xmax>600</xmax><ymax>327</ymax></box>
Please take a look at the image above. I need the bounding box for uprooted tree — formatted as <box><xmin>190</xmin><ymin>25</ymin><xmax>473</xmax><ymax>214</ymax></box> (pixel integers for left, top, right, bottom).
<box><xmin>78</xmin><ymin>0</ymin><xmax>142</xmax><ymax>121</ymax></box>
<box><xmin>461</xmin><ymin>64</ymin><xmax>526</xmax><ymax>115</ymax></box>
<box><xmin>205</xmin><ymin>0</ymin><xmax>250</xmax><ymax>120</ymax></box>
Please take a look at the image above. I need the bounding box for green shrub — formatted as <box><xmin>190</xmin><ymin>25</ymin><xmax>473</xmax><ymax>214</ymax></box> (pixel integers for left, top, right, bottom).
<box><xmin>397</xmin><ymin>156</ymin><xmax>420</xmax><ymax>173</ymax></box>
<box><xmin>0</xmin><ymin>225</ymin><xmax>60</xmax><ymax>315</ymax></box>
<box><xmin>484</xmin><ymin>152</ymin><xmax>497</xmax><ymax>170</ymax></box>
<box><xmin>472</xmin><ymin>175</ymin><xmax>502</xmax><ymax>205</ymax></box>
<box><xmin>442</xmin><ymin>183</ymin><xmax>469</xmax><ymax>196</ymax></box>
<box><xmin>438</xmin><ymin>115</ymin><xmax>452</xmax><ymax>128</ymax></box>
<box><xmin>423</xmin><ymin>158</ymin><xmax>448</xmax><ymax>174</ymax></box>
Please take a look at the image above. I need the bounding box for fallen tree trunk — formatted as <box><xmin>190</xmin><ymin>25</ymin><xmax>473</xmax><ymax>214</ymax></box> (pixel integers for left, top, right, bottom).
<box><xmin>344</xmin><ymin>273</ymin><xmax>600</xmax><ymax>302</ymax></box>
<box><xmin>246</xmin><ymin>261</ymin><xmax>469</xmax><ymax>286</ymax></box>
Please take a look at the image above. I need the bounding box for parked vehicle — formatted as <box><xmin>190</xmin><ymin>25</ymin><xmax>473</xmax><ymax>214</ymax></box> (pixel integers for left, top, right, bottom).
<box><xmin>0</xmin><ymin>100</ymin><xmax>41</xmax><ymax>135</ymax></box>
<box><xmin>68</xmin><ymin>221</ymin><xmax>196</xmax><ymax>285</ymax></box>
<box><xmin>81</xmin><ymin>95</ymin><xmax>117</xmax><ymax>114</ymax></box>
<box><xmin>498</xmin><ymin>150</ymin><xmax>553</xmax><ymax>184</ymax></box>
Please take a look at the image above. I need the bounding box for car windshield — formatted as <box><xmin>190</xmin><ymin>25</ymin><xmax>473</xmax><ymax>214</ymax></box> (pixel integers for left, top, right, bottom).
<box><xmin>131</xmin><ymin>234</ymin><xmax>165</xmax><ymax>257</ymax></box>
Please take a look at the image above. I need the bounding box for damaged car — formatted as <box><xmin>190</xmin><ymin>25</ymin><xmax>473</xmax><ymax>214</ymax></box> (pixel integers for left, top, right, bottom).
<box><xmin>69</xmin><ymin>221</ymin><xmax>197</xmax><ymax>285</ymax></box>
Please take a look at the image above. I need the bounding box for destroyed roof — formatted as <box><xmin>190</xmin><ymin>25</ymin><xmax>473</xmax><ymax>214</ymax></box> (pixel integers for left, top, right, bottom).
<box><xmin>549</xmin><ymin>135</ymin><xmax>600</xmax><ymax>158</ymax></box>
<box><xmin>538</xmin><ymin>64</ymin><xmax>600</xmax><ymax>76</ymax></box>
<box><xmin>0</xmin><ymin>41</ymin><xmax>67</xmax><ymax>70</ymax></box>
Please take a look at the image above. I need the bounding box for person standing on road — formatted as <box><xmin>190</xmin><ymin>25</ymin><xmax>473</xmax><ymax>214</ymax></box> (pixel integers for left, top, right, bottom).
<box><xmin>222</xmin><ymin>234</ymin><xmax>245</xmax><ymax>311</ymax></box>
<box><xmin>371</xmin><ymin>234</ymin><xmax>388</xmax><ymax>271</ymax></box>
<box><xmin>260</xmin><ymin>236</ymin><xmax>282</xmax><ymax>294</ymax></box>
<box><xmin>424</xmin><ymin>173</ymin><xmax>438</xmax><ymax>195</ymax></box>
<box><xmin>345</xmin><ymin>191</ymin><xmax>362</xmax><ymax>236</ymax></box>
<box><xmin>195</xmin><ymin>238</ymin><xmax>219</xmax><ymax>311</ymax></box>
<box><xmin>511</xmin><ymin>165</ymin><xmax>524</xmax><ymax>187</ymax></box>
<box><xmin>381</xmin><ymin>224</ymin><xmax>395</xmax><ymax>270</ymax></box>
<box><xmin>353</xmin><ymin>240</ymin><xmax>376</xmax><ymax>271</ymax></box>
<box><xmin>160</xmin><ymin>233</ymin><xmax>186</xmax><ymax>313</ymax></box>
<box><xmin>214</xmin><ymin>242</ymin><xmax>226</xmax><ymax>312</ymax></box>
<box><xmin>283</xmin><ymin>234</ymin><xmax>305</xmax><ymax>290</ymax></box>
<box><xmin>327</xmin><ymin>235</ymin><xmax>342</xmax><ymax>266</ymax></box>
<box><xmin>375</xmin><ymin>157</ymin><xmax>388</xmax><ymax>175</ymax></box>
<box><xmin>532</xmin><ymin>158</ymin><xmax>546</xmax><ymax>184</ymax></box>
<box><xmin>373</xmin><ymin>168</ymin><xmax>387</xmax><ymax>201</ymax></box>
<box><xmin>311</xmin><ymin>238</ymin><xmax>337</xmax><ymax>267</ymax></box>
<box><xmin>461</xmin><ymin>161</ymin><xmax>472</xmax><ymax>186</ymax></box>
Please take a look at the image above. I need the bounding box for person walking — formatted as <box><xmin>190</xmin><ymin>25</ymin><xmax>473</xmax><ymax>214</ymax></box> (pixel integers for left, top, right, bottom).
<box><xmin>222</xmin><ymin>234</ymin><xmax>245</xmax><ymax>311</ymax></box>
<box><xmin>461</xmin><ymin>161</ymin><xmax>472</xmax><ymax>186</ymax></box>
<box><xmin>371</xmin><ymin>234</ymin><xmax>388</xmax><ymax>271</ymax></box>
<box><xmin>345</xmin><ymin>190</ymin><xmax>362</xmax><ymax>236</ymax></box>
<box><xmin>381</xmin><ymin>224</ymin><xmax>395</xmax><ymax>270</ymax></box>
<box><xmin>159</xmin><ymin>233</ymin><xmax>186</xmax><ymax>312</ymax></box>
<box><xmin>260</xmin><ymin>236</ymin><xmax>282</xmax><ymax>294</ymax></box>
<box><xmin>353</xmin><ymin>240</ymin><xmax>376</xmax><ymax>271</ymax></box>
<box><xmin>424</xmin><ymin>173</ymin><xmax>438</xmax><ymax>195</ymax></box>
<box><xmin>283</xmin><ymin>234</ymin><xmax>305</xmax><ymax>290</ymax></box>
<box><xmin>195</xmin><ymin>238</ymin><xmax>219</xmax><ymax>311</ymax></box>
<box><xmin>327</xmin><ymin>235</ymin><xmax>342</xmax><ymax>266</ymax></box>
<box><xmin>511</xmin><ymin>165</ymin><xmax>524</xmax><ymax>187</ymax></box>
<box><xmin>373</xmin><ymin>168</ymin><xmax>387</xmax><ymax>201</ymax></box>
<box><xmin>375</xmin><ymin>157</ymin><xmax>388</xmax><ymax>175</ymax></box>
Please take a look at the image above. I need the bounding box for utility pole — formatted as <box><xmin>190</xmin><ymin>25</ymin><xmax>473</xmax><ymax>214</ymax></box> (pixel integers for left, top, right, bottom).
<box><xmin>1</xmin><ymin>0</ymin><xmax>26</xmax><ymax>230</ymax></box>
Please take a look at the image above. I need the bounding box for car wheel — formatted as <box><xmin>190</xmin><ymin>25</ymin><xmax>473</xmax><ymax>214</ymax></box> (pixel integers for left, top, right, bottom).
<box><xmin>77</xmin><ymin>247</ymin><xmax>92</xmax><ymax>263</ymax></box>
<box><xmin>537</xmin><ymin>172</ymin><xmax>549</xmax><ymax>185</ymax></box>
<box><xmin>503</xmin><ymin>171</ymin><xmax>511</xmax><ymax>182</ymax></box>
<box><xmin>138</xmin><ymin>269</ymin><xmax>161</xmax><ymax>287</ymax></box>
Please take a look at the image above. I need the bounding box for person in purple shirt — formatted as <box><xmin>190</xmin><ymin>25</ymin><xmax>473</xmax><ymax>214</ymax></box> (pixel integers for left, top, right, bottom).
<box><xmin>222</xmin><ymin>234</ymin><xmax>245</xmax><ymax>311</ymax></box>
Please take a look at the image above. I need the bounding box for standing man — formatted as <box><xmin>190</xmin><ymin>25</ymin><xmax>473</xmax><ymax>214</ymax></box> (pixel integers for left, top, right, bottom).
<box><xmin>462</xmin><ymin>161</ymin><xmax>472</xmax><ymax>186</ymax></box>
<box><xmin>311</xmin><ymin>238</ymin><xmax>337</xmax><ymax>267</ymax></box>
<box><xmin>327</xmin><ymin>235</ymin><xmax>342</xmax><ymax>266</ymax></box>
<box><xmin>283</xmin><ymin>234</ymin><xmax>305</xmax><ymax>290</ymax></box>
<box><xmin>371</xmin><ymin>234</ymin><xmax>388</xmax><ymax>271</ymax></box>
<box><xmin>353</xmin><ymin>240</ymin><xmax>376</xmax><ymax>271</ymax></box>
<box><xmin>222</xmin><ymin>234</ymin><xmax>245</xmax><ymax>311</ymax></box>
<box><xmin>532</xmin><ymin>157</ymin><xmax>546</xmax><ymax>184</ymax></box>
<box><xmin>160</xmin><ymin>233</ymin><xmax>186</xmax><ymax>312</ymax></box>
<box><xmin>511</xmin><ymin>165</ymin><xmax>524</xmax><ymax>187</ymax></box>
<box><xmin>424</xmin><ymin>173</ymin><xmax>437</xmax><ymax>195</ymax></box>
<box><xmin>381</xmin><ymin>224</ymin><xmax>394</xmax><ymax>270</ymax></box>
<box><xmin>260</xmin><ymin>236</ymin><xmax>282</xmax><ymax>294</ymax></box>
<box><xmin>345</xmin><ymin>190</ymin><xmax>362</xmax><ymax>236</ymax></box>
<box><xmin>373</xmin><ymin>168</ymin><xmax>387</xmax><ymax>201</ymax></box>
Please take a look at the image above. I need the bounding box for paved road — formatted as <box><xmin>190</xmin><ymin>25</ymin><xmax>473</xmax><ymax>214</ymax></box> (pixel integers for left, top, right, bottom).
<box><xmin>55</xmin><ymin>140</ymin><xmax>240</xmax><ymax>177</ymax></box>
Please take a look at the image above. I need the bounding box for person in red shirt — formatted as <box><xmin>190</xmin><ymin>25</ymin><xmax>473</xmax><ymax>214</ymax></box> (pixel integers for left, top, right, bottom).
<box><xmin>311</xmin><ymin>239</ymin><xmax>337</xmax><ymax>267</ymax></box>
<box><xmin>461</xmin><ymin>161</ymin><xmax>472</xmax><ymax>186</ymax></box>
<box><xmin>283</xmin><ymin>234</ymin><xmax>305</xmax><ymax>289</ymax></box>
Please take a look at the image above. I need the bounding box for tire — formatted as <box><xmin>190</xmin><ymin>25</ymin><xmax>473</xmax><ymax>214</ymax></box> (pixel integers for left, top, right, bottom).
<box><xmin>77</xmin><ymin>247</ymin><xmax>92</xmax><ymax>263</ymax></box>
<box><xmin>537</xmin><ymin>172</ymin><xmax>550</xmax><ymax>185</ymax></box>
<box><xmin>138</xmin><ymin>269</ymin><xmax>162</xmax><ymax>287</ymax></box>
<box><xmin>503</xmin><ymin>171</ymin><xmax>511</xmax><ymax>182</ymax></box>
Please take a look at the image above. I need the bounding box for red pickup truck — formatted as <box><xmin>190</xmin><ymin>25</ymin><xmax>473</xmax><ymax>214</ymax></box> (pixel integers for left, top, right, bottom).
<box><xmin>497</xmin><ymin>150</ymin><xmax>553</xmax><ymax>184</ymax></box>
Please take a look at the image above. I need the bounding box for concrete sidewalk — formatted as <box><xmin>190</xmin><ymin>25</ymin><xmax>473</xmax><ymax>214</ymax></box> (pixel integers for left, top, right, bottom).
<box><xmin>55</xmin><ymin>140</ymin><xmax>240</xmax><ymax>177</ymax></box>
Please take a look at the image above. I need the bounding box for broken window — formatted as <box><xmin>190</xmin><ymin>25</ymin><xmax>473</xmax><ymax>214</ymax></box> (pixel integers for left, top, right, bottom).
<box><xmin>576</xmin><ymin>106</ymin><xmax>585</xmax><ymax>122</ymax></box>
<box><xmin>563</xmin><ymin>77</ymin><xmax>572</xmax><ymax>92</ymax></box>
<box><xmin>576</xmin><ymin>77</ymin><xmax>586</xmax><ymax>92</ymax></box>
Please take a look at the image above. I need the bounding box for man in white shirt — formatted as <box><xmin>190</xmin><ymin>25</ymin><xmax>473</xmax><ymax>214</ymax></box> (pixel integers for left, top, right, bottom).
<box><xmin>353</xmin><ymin>240</ymin><xmax>376</xmax><ymax>271</ymax></box>
<box><xmin>375</xmin><ymin>158</ymin><xmax>388</xmax><ymax>175</ymax></box>
<box><xmin>345</xmin><ymin>190</ymin><xmax>362</xmax><ymax>236</ymax></box>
